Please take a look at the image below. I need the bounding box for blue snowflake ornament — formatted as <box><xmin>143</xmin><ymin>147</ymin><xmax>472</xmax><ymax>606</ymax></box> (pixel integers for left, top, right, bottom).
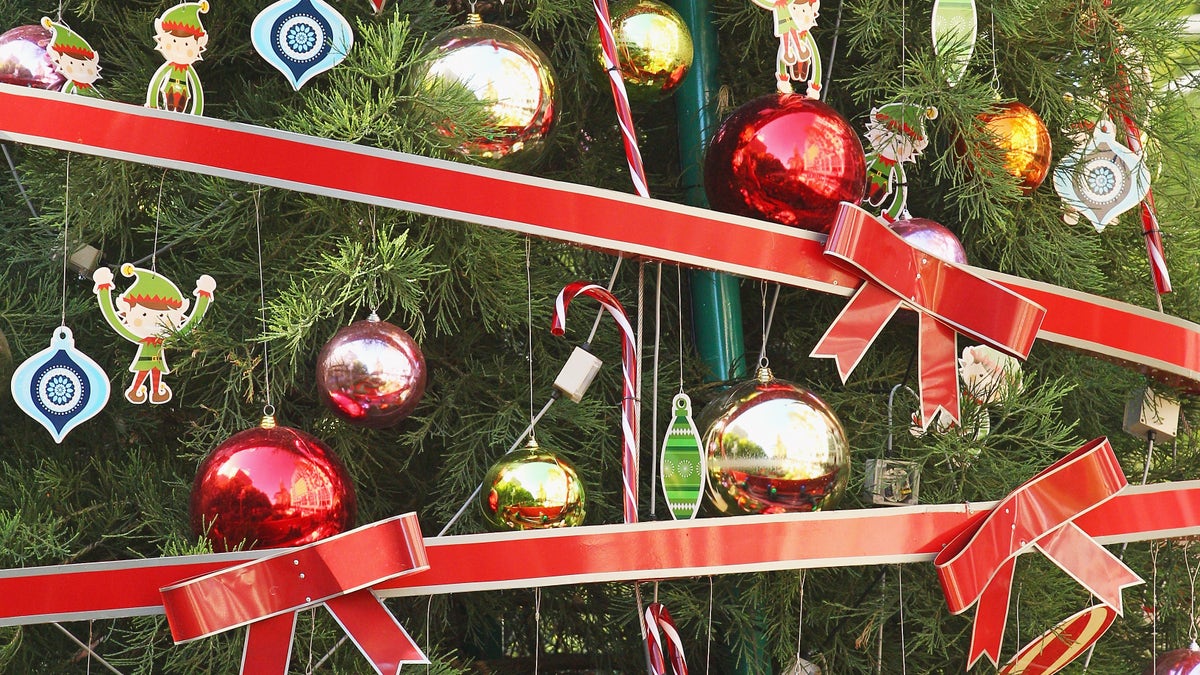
<box><xmin>251</xmin><ymin>0</ymin><xmax>353</xmax><ymax>91</ymax></box>
<box><xmin>11</xmin><ymin>326</ymin><xmax>110</xmax><ymax>443</ymax></box>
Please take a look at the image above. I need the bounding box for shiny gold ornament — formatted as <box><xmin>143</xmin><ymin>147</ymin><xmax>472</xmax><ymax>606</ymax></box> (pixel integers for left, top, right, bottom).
<box><xmin>588</xmin><ymin>0</ymin><xmax>693</xmax><ymax>102</ymax></box>
<box><xmin>699</xmin><ymin>367</ymin><xmax>849</xmax><ymax>515</ymax></box>
<box><xmin>420</xmin><ymin>15</ymin><xmax>559</xmax><ymax>167</ymax></box>
<box><xmin>973</xmin><ymin>101</ymin><xmax>1052</xmax><ymax>194</ymax></box>
<box><xmin>479</xmin><ymin>439</ymin><xmax>586</xmax><ymax>530</ymax></box>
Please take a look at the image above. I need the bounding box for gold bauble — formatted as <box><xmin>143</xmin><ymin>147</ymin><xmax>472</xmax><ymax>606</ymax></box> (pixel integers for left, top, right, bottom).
<box><xmin>699</xmin><ymin>368</ymin><xmax>849</xmax><ymax>515</ymax></box>
<box><xmin>588</xmin><ymin>0</ymin><xmax>693</xmax><ymax>102</ymax></box>
<box><xmin>974</xmin><ymin>101</ymin><xmax>1053</xmax><ymax>194</ymax></box>
<box><xmin>421</xmin><ymin>16</ymin><xmax>559</xmax><ymax>167</ymax></box>
<box><xmin>479</xmin><ymin>440</ymin><xmax>586</xmax><ymax>530</ymax></box>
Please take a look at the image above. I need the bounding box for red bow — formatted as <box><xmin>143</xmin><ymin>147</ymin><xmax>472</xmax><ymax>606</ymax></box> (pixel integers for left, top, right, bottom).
<box><xmin>811</xmin><ymin>203</ymin><xmax>1046</xmax><ymax>429</ymax></box>
<box><xmin>161</xmin><ymin>514</ymin><xmax>429</xmax><ymax>675</ymax></box>
<box><xmin>934</xmin><ymin>438</ymin><xmax>1143</xmax><ymax>669</ymax></box>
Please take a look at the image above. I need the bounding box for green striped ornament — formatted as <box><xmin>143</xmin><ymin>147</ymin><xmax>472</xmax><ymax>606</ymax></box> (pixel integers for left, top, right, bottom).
<box><xmin>659</xmin><ymin>392</ymin><xmax>705</xmax><ymax>519</ymax></box>
<box><xmin>931</xmin><ymin>0</ymin><xmax>977</xmax><ymax>86</ymax></box>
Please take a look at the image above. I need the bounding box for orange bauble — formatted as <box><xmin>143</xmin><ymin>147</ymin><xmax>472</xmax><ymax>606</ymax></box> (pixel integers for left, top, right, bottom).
<box><xmin>971</xmin><ymin>101</ymin><xmax>1052</xmax><ymax>194</ymax></box>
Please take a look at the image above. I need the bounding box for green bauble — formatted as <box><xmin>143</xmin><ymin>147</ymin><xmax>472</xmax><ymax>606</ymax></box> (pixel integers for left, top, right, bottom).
<box><xmin>588</xmin><ymin>0</ymin><xmax>694</xmax><ymax>102</ymax></box>
<box><xmin>479</xmin><ymin>440</ymin><xmax>586</xmax><ymax>530</ymax></box>
<box><xmin>699</xmin><ymin>367</ymin><xmax>849</xmax><ymax>515</ymax></box>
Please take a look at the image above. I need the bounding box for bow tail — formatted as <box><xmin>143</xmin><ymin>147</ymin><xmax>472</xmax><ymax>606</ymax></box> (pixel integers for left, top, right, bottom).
<box><xmin>241</xmin><ymin>613</ymin><xmax>297</xmax><ymax>675</ymax></box>
<box><xmin>811</xmin><ymin>283</ymin><xmax>902</xmax><ymax>382</ymax></box>
<box><xmin>967</xmin><ymin>557</ymin><xmax>1016</xmax><ymax>669</ymax></box>
<box><xmin>917</xmin><ymin>313</ymin><xmax>960</xmax><ymax>429</ymax></box>
<box><xmin>1037</xmin><ymin>523</ymin><xmax>1143</xmax><ymax>612</ymax></box>
<box><xmin>325</xmin><ymin>591</ymin><xmax>428</xmax><ymax>675</ymax></box>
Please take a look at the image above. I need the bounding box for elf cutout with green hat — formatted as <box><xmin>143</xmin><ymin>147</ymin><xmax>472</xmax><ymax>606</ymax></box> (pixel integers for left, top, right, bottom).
<box><xmin>862</xmin><ymin>101</ymin><xmax>938</xmax><ymax>222</ymax></box>
<box><xmin>93</xmin><ymin>264</ymin><xmax>215</xmax><ymax>404</ymax></box>
<box><xmin>40</xmin><ymin>17</ymin><xmax>102</xmax><ymax>97</ymax></box>
<box><xmin>146</xmin><ymin>1</ymin><xmax>210</xmax><ymax>115</ymax></box>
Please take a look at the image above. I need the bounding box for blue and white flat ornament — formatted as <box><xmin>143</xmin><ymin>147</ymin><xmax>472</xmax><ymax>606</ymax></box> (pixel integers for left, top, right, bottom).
<box><xmin>11</xmin><ymin>326</ymin><xmax>110</xmax><ymax>443</ymax></box>
<box><xmin>1054</xmin><ymin>117</ymin><xmax>1151</xmax><ymax>232</ymax></box>
<box><xmin>251</xmin><ymin>0</ymin><xmax>353</xmax><ymax>90</ymax></box>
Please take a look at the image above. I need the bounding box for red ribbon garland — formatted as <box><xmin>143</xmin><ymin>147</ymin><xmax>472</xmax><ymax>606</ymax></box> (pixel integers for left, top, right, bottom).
<box><xmin>643</xmin><ymin>603</ymin><xmax>688</xmax><ymax>675</ymax></box>
<box><xmin>160</xmin><ymin>514</ymin><xmax>429</xmax><ymax>675</ymax></box>
<box><xmin>933</xmin><ymin>438</ymin><xmax>1143</xmax><ymax>669</ymax></box>
<box><xmin>811</xmin><ymin>203</ymin><xmax>1047</xmax><ymax>428</ymax></box>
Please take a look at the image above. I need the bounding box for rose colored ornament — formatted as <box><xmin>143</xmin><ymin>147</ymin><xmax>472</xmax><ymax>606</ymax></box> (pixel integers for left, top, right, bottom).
<box><xmin>0</xmin><ymin>24</ymin><xmax>66</xmax><ymax>90</ymax></box>
<box><xmin>315</xmin><ymin>314</ymin><xmax>427</xmax><ymax>428</ymax></box>
<box><xmin>587</xmin><ymin>0</ymin><xmax>694</xmax><ymax>103</ymax></box>
<box><xmin>479</xmin><ymin>439</ymin><xmax>586</xmax><ymax>531</ymax></box>
<box><xmin>889</xmin><ymin>217</ymin><xmax>967</xmax><ymax>264</ymax></box>
<box><xmin>190</xmin><ymin>417</ymin><xmax>357</xmax><ymax>552</ymax></box>
<box><xmin>1146</xmin><ymin>643</ymin><xmax>1200</xmax><ymax>675</ymax></box>
<box><xmin>704</xmin><ymin>93</ymin><xmax>866</xmax><ymax>233</ymax></box>
<box><xmin>420</xmin><ymin>14</ymin><xmax>559</xmax><ymax>167</ymax></box>
<box><xmin>698</xmin><ymin>367</ymin><xmax>849</xmax><ymax>515</ymax></box>
<box><xmin>967</xmin><ymin>101</ymin><xmax>1052</xmax><ymax>194</ymax></box>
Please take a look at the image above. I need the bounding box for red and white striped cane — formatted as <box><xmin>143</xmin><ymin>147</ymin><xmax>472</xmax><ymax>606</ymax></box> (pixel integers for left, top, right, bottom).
<box><xmin>644</xmin><ymin>602</ymin><xmax>689</xmax><ymax>675</ymax></box>
<box><xmin>591</xmin><ymin>0</ymin><xmax>651</xmax><ymax>198</ymax></box>
<box><xmin>552</xmin><ymin>282</ymin><xmax>640</xmax><ymax>524</ymax></box>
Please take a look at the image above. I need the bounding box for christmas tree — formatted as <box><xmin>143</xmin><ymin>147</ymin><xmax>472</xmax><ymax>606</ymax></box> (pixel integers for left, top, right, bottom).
<box><xmin>1</xmin><ymin>0</ymin><xmax>1200</xmax><ymax>672</ymax></box>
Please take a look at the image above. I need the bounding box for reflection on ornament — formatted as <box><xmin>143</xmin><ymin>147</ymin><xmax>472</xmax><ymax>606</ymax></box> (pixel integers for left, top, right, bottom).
<box><xmin>1053</xmin><ymin>118</ymin><xmax>1150</xmax><ymax>232</ymax></box>
<box><xmin>190</xmin><ymin>418</ymin><xmax>357</xmax><ymax>552</ymax></box>
<box><xmin>316</xmin><ymin>314</ymin><xmax>427</xmax><ymax>428</ymax></box>
<box><xmin>659</xmin><ymin>392</ymin><xmax>705</xmax><ymax>519</ymax></box>
<box><xmin>969</xmin><ymin>101</ymin><xmax>1052</xmax><ymax>194</ymax></box>
<box><xmin>890</xmin><ymin>217</ymin><xmax>967</xmax><ymax>264</ymax></box>
<box><xmin>251</xmin><ymin>0</ymin><xmax>354</xmax><ymax>90</ymax></box>
<box><xmin>1145</xmin><ymin>642</ymin><xmax>1200</xmax><ymax>675</ymax></box>
<box><xmin>699</xmin><ymin>367</ymin><xmax>849</xmax><ymax>515</ymax></box>
<box><xmin>0</xmin><ymin>24</ymin><xmax>66</xmax><ymax>90</ymax></box>
<box><xmin>479</xmin><ymin>439</ymin><xmax>586</xmax><ymax>531</ymax></box>
<box><xmin>10</xmin><ymin>326</ymin><xmax>110</xmax><ymax>444</ymax></box>
<box><xmin>704</xmin><ymin>93</ymin><xmax>866</xmax><ymax>233</ymax></box>
<box><xmin>588</xmin><ymin>0</ymin><xmax>693</xmax><ymax>102</ymax></box>
<box><xmin>421</xmin><ymin>15</ymin><xmax>558</xmax><ymax>167</ymax></box>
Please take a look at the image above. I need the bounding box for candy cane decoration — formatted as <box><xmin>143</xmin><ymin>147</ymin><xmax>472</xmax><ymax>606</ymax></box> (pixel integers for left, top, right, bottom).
<box><xmin>643</xmin><ymin>602</ymin><xmax>689</xmax><ymax>675</ymax></box>
<box><xmin>552</xmin><ymin>282</ymin><xmax>639</xmax><ymax>524</ymax></box>
<box><xmin>591</xmin><ymin>0</ymin><xmax>650</xmax><ymax>198</ymax></box>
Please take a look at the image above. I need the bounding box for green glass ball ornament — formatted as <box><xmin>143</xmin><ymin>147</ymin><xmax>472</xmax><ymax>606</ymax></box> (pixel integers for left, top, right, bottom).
<box><xmin>699</xmin><ymin>367</ymin><xmax>849</xmax><ymax>515</ymax></box>
<box><xmin>587</xmin><ymin>0</ymin><xmax>693</xmax><ymax>103</ymax></box>
<box><xmin>420</xmin><ymin>14</ymin><xmax>559</xmax><ymax>167</ymax></box>
<box><xmin>479</xmin><ymin>439</ymin><xmax>586</xmax><ymax>530</ymax></box>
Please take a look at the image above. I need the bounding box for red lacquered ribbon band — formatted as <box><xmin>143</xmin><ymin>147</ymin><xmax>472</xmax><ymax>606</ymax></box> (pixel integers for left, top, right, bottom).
<box><xmin>644</xmin><ymin>603</ymin><xmax>688</xmax><ymax>675</ymax></box>
<box><xmin>933</xmin><ymin>438</ymin><xmax>1143</xmax><ymax>668</ymax></box>
<box><xmin>161</xmin><ymin>514</ymin><xmax>429</xmax><ymax>675</ymax></box>
<box><xmin>812</xmin><ymin>203</ymin><xmax>1046</xmax><ymax>428</ymax></box>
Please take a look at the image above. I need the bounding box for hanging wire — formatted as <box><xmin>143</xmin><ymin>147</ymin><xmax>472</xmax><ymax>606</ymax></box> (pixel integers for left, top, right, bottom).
<box><xmin>898</xmin><ymin>566</ymin><xmax>907</xmax><ymax>675</ymax></box>
<box><xmin>526</xmin><ymin>237</ymin><xmax>536</xmax><ymax>438</ymax></box>
<box><xmin>1187</xmin><ymin>541</ymin><xmax>1200</xmax><ymax>643</ymax></box>
<box><xmin>51</xmin><ymin>623</ymin><xmax>123</xmax><ymax>675</ymax></box>
<box><xmin>151</xmin><ymin>169</ymin><xmax>168</xmax><ymax>273</ymax></box>
<box><xmin>3</xmin><ymin>145</ymin><xmax>38</xmax><ymax>218</ymax></box>
<box><xmin>253</xmin><ymin>190</ymin><xmax>274</xmax><ymax>415</ymax></box>
<box><xmin>650</xmin><ymin>263</ymin><xmax>663</xmax><ymax>516</ymax></box>
<box><xmin>705</xmin><ymin>576</ymin><xmax>714</xmax><ymax>675</ymax></box>
<box><xmin>586</xmin><ymin>258</ymin><xmax>624</xmax><ymax>344</ymax></box>
<box><xmin>60</xmin><ymin>154</ymin><xmax>71</xmax><ymax>326</ymax></box>
<box><xmin>676</xmin><ymin>265</ymin><xmax>685</xmax><ymax>392</ymax></box>
<box><xmin>425</xmin><ymin>595</ymin><xmax>434</xmax><ymax>675</ymax></box>
<box><xmin>757</xmin><ymin>282</ymin><xmax>781</xmax><ymax>368</ymax></box>
<box><xmin>822</xmin><ymin>0</ymin><xmax>847</xmax><ymax>91</ymax></box>
<box><xmin>533</xmin><ymin>588</ymin><xmax>542</xmax><ymax>675</ymax></box>
<box><xmin>794</xmin><ymin>570</ymin><xmax>806</xmax><ymax>669</ymax></box>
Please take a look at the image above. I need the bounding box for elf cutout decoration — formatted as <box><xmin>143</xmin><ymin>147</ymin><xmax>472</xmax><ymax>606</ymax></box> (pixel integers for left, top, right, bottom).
<box><xmin>92</xmin><ymin>264</ymin><xmax>215</xmax><ymax>404</ymax></box>
<box><xmin>750</xmin><ymin>0</ymin><xmax>822</xmax><ymax>97</ymax></box>
<box><xmin>40</xmin><ymin>18</ymin><xmax>102</xmax><ymax>97</ymax></box>
<box><xmin>146</xmin><ymin>1</ymin><xmax>210</xmax><ymax>115</ymax></box>
<box><xmin>862</xmin><ymin>101</ymin><xmax>938</xmax><ymax>222</ymax></box>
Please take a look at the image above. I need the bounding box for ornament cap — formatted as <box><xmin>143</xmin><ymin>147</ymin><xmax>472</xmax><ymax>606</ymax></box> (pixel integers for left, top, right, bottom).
<box><xmin>755</xmin><ymin>366</ymin><xmax>774</xmax><ymax>384</ymax></box>
<box><xmin>465</xmin><ymin>12</ymin><xmax>483</xmax><ymax>25</ymax></box>
<box><xmin>260</xmin><ymin>414</ymin><xmax>277</xmax><ymax>429</ymax></box>
<box><xmin>367</xmin><ymin>311</ymin><xmax>381</xmax><ymax>322</ymax></box>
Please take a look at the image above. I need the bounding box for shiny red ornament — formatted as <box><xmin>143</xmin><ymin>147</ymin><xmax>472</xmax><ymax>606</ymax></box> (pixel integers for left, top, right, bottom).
<box><xmin>1146</xmin><ymin>643</ymin><xmax>1200</xmax><ymax>675</ymax></box>
<box><xmin>704</xmin><ymin>93</ymin><xmax>866</xmax><ymax>234</ymax></box>
<box><xmin>0</xmin><ymin>25</ymin><xmax>65</xmax><ymax>90</ymax></box>
<box><xmin>316</xmin><ymin>316</ymin><xmax>427</xmax><ymax>428</ymax></box>
<box><xmin>970</xmin><ymin>101</ymin><xmax>1052</xmax><ymax>194</ymax></box>
<box><xmin>890</xmin><ymin>217</ymin><xmax>967</xmax><ymax>264</ymax></box>
<box><xmin>190</xmin><ymin>420</ymin><xmax>357</xmax><ymax>552</ymax></box>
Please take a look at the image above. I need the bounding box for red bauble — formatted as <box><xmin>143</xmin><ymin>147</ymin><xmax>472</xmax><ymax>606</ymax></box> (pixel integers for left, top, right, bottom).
<box><xmin>704</xmin><ymin>94</ymin><xmax>866</xmax><ymax>234</ymax></box>
<box><xmin>0</xmin><ymin>25</ymin><xmax>65</xmax><ymax>90</ymax></box>
<box><xmin>316</xmin><ymin>316</ymin><xmax>427</xmax><ymax>428</ymax></box>
<box><xmin>970</xmin><ymin>101</ymin><xmax>1053</xmax><ymax>194</ymax></box>
<box><xmin>190</xmin><ymin>421</ymin><xmax>357</xmax><ymax>552</ymax></box>
<box><xmin>1146</xmin><ymin>643</ymin><xmax>1200</xmax><ymax>675</ymax></box>
<box><xmin>890</xmin><ymin>217</ymin><xmax>967</xmax><ymax>264</ymax></box>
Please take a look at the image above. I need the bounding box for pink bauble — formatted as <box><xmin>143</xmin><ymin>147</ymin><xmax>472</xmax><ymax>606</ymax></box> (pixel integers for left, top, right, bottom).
<box><xmin>0</xmin><ymin>25</ymin><xmax>65</xmax><ymax>90</ymax></box>
<box><xmin>316</xmin><ymin>317</ymin><xmax>427</xmax><ymax>428</ymax></box>
<box><xmin>1146</xmin><ymin>643</ymin><xmax>1200</xmax><ymax>675</ymax></box>
<box><xmin>704</xmin><ymin>94</ymin><xmax>866</xmax><ymax>234</ymax></box>
<box><xmin>190</xmin><ymin>422</ymin><xmax>357</xmax><ymax>552</ymax></box>
<box><xmin>890</xmin><ymin>217</ymin><xmax>967</xmax><ymax>264</ymax></box>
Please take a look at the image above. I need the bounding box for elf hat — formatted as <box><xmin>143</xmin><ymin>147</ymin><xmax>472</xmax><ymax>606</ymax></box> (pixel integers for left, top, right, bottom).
<box><xmin>40</xmin><ymin>18</ymin><xmax>96</xmax><ymax>60</ymax></box>
<box><xmin>872</xmin><ymin>102</ymin><xmax>938</xmax><ymax>141</ymax></box>
<box><xmin>157</xmin><ymin>1</ymin><xmax>209</xmax><ymax>38</ymax></box>
<box><xmin>120</xmin><ymin>264</ymin><xmax>185</xmax><ymax>310</ymax></box>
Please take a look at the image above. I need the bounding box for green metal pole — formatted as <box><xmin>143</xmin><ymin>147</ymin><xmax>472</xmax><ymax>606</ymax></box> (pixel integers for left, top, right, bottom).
<box><xmin>670</xmin><ymin>0</ymin><xmax>747</xmax><ymax>384</ymax></box>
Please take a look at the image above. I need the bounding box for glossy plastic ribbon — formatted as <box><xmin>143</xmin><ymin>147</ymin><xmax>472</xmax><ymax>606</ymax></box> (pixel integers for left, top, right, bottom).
<box><xmin>933</xmin><ymin>438</ymin><xmax>1143</xmax><ymax>669</ymax></box>
<box><xmin>160</xmin><ymin>514</ymin><xmax>429</xmax><ymax>675</ymax></box>
<box><xmin>812</xmin><ymin>203</ymin><xmax>1046</xmax><ymax>428</ymax></box>
<box><xmin>643</xmin><ymin>602</ymin><xmax>688</xmax><ymax>675</ymax></box>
